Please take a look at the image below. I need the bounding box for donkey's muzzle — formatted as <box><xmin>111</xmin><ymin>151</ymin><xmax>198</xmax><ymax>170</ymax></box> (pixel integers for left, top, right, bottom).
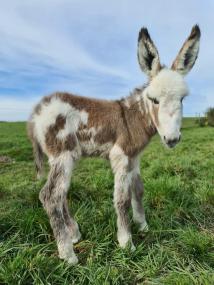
<box><xmin>164</xmin><ymin>135</ymin><xmax>181</xmax><ymax>148</ymax></box>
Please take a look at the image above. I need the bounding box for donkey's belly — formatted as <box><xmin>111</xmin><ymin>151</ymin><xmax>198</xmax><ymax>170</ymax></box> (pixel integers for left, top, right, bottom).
<box><xmin>79</xmin><ymin>140</ymin><xmax>113</xmax><ymax>159</ymax></box>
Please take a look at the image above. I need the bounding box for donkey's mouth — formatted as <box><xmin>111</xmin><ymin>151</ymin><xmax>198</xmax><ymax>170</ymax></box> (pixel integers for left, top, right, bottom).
<box><xmin>162</xmin><ymin>135</ymin><xmax>181</xmax><ymax>148</ymax></box>
<box><xmin>166</xmin><ymin>141</ymin><xmax>178</xmax><ymax>148</ymax></box>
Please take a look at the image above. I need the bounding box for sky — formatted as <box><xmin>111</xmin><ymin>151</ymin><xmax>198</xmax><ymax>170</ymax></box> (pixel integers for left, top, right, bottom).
<box><xmin>0</xmin><ymin>0</ymin><xmax>213</xmax><ymax>121</ymax></box>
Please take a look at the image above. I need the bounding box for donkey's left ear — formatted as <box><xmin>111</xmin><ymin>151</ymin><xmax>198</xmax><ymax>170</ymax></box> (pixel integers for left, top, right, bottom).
<box><xmin>171</xmin><ymin>25</ymin><xmax>201</xmax><ymax>76</ymax></box>
<box><xmin>138</xmin><ymin>27</ymin><xmax>161</xmax><ymax>78</ymax></box>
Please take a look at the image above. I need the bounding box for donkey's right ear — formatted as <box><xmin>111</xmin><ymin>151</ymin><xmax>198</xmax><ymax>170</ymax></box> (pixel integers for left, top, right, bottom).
<box><xmin>171</xmin><ymin>25</ymin><xmax>201</xmax><ymax>76</ymax></box>
<box><xmin>137</xmin><ymin>27</ymin><xmax>161</xmax><ymax>78</ymax></box>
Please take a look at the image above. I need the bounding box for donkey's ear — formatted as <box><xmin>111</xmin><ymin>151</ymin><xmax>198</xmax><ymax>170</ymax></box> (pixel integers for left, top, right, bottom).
<box><xmin>138</xmin><ymin>27</ymin><xmax>161</xmax><ymax>78</ymax></box>
<box><xmin>171</xmin><ymin>25</ymin><xmax>201</xmax><ymax>76</ymax></box>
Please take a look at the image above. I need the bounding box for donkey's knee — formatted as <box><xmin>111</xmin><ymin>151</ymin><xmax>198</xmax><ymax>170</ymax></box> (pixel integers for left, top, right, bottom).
<box><xmin>39</xmin><ymin>183</ymin><xmax>62</xmax><ymax>215</ymax></box>
<box><xmin>134</xmin><ymin>174</ymin><xmax>144</xmax><ymax>197</ymax></box>
<box><xmin>114</xmin><ymin>189</ymin><xmax>131</xmax><ymax>215</ymax></box>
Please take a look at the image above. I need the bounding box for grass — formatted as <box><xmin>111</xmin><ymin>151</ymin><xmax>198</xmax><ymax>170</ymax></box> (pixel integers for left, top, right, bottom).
<box><xmin>0</xmin><ymin>118</ymin><xmax>213</xmax><ymax>284</ymax></box>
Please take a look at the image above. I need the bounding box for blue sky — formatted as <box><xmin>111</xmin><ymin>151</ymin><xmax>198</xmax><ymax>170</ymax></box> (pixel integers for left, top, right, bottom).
<box><xmin>0</xmin><ymin>0</ymin><xmax>213</xmax><ymax>121</ymax></box>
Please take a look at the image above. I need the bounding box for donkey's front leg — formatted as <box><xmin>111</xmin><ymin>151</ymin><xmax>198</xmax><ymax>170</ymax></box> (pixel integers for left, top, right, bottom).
<box><xmin>110</xmin><ymin>145</ymin><xmax>135</xmax><ymax>250</ymax></box>
<box><xmin>131</xmin><ymin>173</ymin><xmax>148</xmax><ymax>232</ymax></box>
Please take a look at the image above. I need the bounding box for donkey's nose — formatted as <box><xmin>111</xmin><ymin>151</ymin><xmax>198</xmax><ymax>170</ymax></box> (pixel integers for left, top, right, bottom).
<box><xmin>164</xmin><ymin>135</ymin><xmax>181</xmax><ymax>148</ymax></box>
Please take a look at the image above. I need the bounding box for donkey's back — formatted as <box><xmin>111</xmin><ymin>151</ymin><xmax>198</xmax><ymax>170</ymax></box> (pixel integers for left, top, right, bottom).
<box><xmin>28</xmin><ymin>92</ymin><xmax>122</xmax><ymax>174</ymax></box>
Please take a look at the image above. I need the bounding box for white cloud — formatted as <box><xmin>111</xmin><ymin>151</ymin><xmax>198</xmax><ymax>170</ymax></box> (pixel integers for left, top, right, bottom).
<box><xmin>0</xmin><ymin>1</ymin><xmax>130</xmax><ymax>79</ymax></box>
<box><xmin>0</xmin><ymin>0</ymin><xmax>213</xmax><ymax>120</ymax></box>
<box><xmin>0</xmin><ymin>96</ymin><xmax>40</xmax><ymax>121</ymax></box>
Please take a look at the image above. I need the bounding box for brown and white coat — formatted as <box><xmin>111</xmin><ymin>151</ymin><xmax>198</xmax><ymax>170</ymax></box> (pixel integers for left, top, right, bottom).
<box><xmin>28</xmin><ymin>25</ymin><xmax>200</xmax><ymax>264</ymax></box>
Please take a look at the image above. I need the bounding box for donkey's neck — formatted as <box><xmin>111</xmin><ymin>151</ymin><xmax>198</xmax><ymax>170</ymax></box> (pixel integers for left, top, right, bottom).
<box><xmin>121</xmin><ymin>85</ymin><xmax>157</xmax><ymax>136</ymax></box>
<box><xmin>114</xmin><ymin>86</ymin><xmax>157</xmax><ymax>156</ymax></box>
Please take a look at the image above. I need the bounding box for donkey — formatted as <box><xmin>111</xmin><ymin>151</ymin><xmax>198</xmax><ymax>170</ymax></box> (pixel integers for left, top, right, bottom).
<box><xmin>28</xmin><ymin>25</ymin><xmax>200</xmax><ymax>264</ymax></box>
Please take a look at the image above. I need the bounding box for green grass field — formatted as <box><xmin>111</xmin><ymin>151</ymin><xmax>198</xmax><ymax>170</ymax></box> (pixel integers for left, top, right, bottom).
<box><xmin>0</xmin><ymin>119</ymin><xmax>213</xmax><ymax>284</ymax></box>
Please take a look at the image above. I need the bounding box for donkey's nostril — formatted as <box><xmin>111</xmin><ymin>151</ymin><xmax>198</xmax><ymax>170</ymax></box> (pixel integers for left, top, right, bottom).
<box><xmin>168</xmin><ymin>138</ymin><xmax>177</xmax><ymax>144</ymax></box>
<box><xmin>166</xmin><ymin>137</ymin><xmax>180</xmax><ymax>147</ymax></box>
<box><xmin>163</xmin><ymin>136</ymin><xmax>180</xmax><ymax>147</ymax></box>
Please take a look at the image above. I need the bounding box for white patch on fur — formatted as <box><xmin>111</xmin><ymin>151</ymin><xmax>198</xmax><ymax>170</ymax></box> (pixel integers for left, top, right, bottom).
<box><xmin>57</xmin><ymin>110</ymin><xmax>88</xmax><ymax>140</ymax></box>
<box><xmin>110</xmin><ymin>145</ymin><xmax>140</xmax><ymax>192</ymax></box>
<box><xmin>124</xmin><ymin>99</ymin><xmax>130</xmax><ymax>108</ymax></box>
<box><xmin>79</xmin><ymin>110</ymin><xmax>89</xmax><ymax>125</ymax></box>
<box><xmin>144</xmin><ymin>69</ymin><xmax>188</xmax><ymax>144</ymax></box>
<box><xmin>135</xmin><ymin>94</ymin><xmax>145</xmax><ymax>114</ymax></box>
<box><xmin>146</xmin><ymin>69</ymin><xmax>188</xmax><ymax>100</ymax></box>
<box><xmin>110</xmin><ymin>145</ymin><xmax>129</xmax><ymax>175</ymax></box>
<box><xmin>32</xmin><ymin>97</ymin><xmax>88</xmax><ymax>152</ymax></box>
<box><xmin>33</xmin><ymin>97</ymin><xmax>69</xmax><ymax>148</ymax></box>
<box><xmin>49</xmin><ymin>151</ymin><xmax>74</xmax><ymax>172</ymax></box>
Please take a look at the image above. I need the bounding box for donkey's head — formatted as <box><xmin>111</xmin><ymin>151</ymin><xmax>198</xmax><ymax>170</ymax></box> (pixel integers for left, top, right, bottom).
<box><xmin>138</xmin><ymin>25</ymin><xmax>200</xmax><ymax>148</ymax></box>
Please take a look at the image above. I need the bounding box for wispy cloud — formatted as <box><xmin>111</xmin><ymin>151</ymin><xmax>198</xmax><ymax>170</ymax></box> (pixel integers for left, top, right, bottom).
<box><xmin>0</xmin><ymin>0</ymin><xmax>213</xmax><ymax>120</ymax></box>
<box><xmin>0</xmin><ymin>95</ymin><xmax>40</xmax><ymax>121</ymax></box>
<box><xmin>0</xmin><ymin>1</ymin><xmax>131</xmax><ymax>76</ymax></box>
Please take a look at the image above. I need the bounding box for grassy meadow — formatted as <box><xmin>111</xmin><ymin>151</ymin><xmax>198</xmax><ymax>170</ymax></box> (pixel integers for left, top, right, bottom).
<box><xmin>0</xmin><ymin>118</ymin><xmax>213</xmax><ymax>284</ymax></box>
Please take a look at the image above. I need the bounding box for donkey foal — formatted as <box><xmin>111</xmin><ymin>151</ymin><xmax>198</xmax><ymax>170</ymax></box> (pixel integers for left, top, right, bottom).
<box><xmin>28</xmin><ymin>25</ymin><xmax>200</xmax><ymax>264</ymax></box>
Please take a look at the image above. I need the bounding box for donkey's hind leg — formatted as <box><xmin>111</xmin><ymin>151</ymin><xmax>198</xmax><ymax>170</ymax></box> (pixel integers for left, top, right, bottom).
<box><xmin>39</xmin><ymin>152</ymin><xmax>78</xmax><ymax>264</ymax></box>
<box><xmin>63</xmin><ymin>200</ymin><xmax>81</xmax><ymax>243</ymax></box>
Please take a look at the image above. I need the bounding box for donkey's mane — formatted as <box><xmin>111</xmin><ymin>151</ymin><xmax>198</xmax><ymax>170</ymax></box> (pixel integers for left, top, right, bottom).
<box><xmin>126</xmin><ymin>84</ymin><xmax>148</xmax><ymax>101</ymax></box>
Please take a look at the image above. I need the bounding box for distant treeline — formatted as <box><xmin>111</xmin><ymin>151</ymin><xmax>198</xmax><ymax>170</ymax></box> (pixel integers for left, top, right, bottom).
<box><xmin>196</xmin><ymin>107</ymin><xmax>214</xmax><ymax>127</ymax></box>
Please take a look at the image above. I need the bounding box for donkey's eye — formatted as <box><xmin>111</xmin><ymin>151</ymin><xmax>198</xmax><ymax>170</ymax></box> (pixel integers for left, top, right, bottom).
<box><xmin>153</xmin><ymin>98</ymin><xmax>159</xmax><ymax>104</ymax></box>
<box><xmin>148</xmin><ymin>97</ymin><xmax>159</xmax><ymax>104</ymax></box>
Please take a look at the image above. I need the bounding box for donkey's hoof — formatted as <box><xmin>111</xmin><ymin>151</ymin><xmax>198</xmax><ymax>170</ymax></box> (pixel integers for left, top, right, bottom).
<box><xmin>71</xmin><ymin>231</ymin><xmax>81</xmax><ymax>244</ymax></box>
<box><xmin>60</xmin><ymin>252</ymin><xmax>79</xmax><ymax>265</ymax></box>
<box><xmin>118</xmin><ymin>232</ymin><xmax>135</xmax><ymax>251</ymax></box>
<box><xmin>131</xmin><ymin>243</ymin><xmax>136</xmax><ymax>251</ymax></box>
<box><xmin>139</xmin><ymin>222</ymin><xmax>149</xmax><ymax>233</ymax></box>
<box><xmin>36</xmin><ymin>172</ymin><xmax>43</xmax><ymax>180</ymax></box>
<box><xmin>119</xmin><ymin>241</ymin><xmax>136</xmax><ymax>252</ymax></box>
<box><xmin>67</xmin><ymin>254</ymin><xmax>78</xmax><ymax>265</ymax></box>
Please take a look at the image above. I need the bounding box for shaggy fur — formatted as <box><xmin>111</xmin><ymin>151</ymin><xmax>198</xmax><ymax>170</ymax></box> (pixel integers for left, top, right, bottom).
<box><xmin>28</xmin><ymin>25</ymin><xmax>200</xmax><ymax>264</ymax></box>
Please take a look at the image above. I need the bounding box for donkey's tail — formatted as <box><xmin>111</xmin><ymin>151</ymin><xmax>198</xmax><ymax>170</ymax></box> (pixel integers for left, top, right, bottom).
<box><xmin>27</xmin><ymin>121</ymin><xmax>44</xmax><ymax>179</ymax></box>
<box><xmin>33</xmin><ymin>139</ymin><xmax>44</xmax><ymax>179</ymax></box>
